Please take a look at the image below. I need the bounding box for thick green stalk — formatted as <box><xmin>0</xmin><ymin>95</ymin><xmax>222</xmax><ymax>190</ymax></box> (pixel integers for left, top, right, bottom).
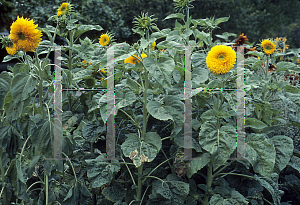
<box><xmin>35</xmin><ymin>52</ymin><xmax>46</xmax><ymax>119</ymax></box>
<box><xmin>136</xmin><ymin>164</ymin><xmax>144</xmax><ymax>201</ymax></box>
<box><xmin>265</xmin><ymin>55</ymin><xmax>269</xmax><ymax>78</ymax></box>
<box><xmin>90</xmin><ymin>143</ymin><xmax>96</xmax><ymax>205</ymax></box>
<box><xmin>45</xmin><ymin>172</ymin><xmax>48</xmax><ymax>205</ymax></box>
<box><xmin>203</xmin><ymin>159</ymin><xmax>213</xmax><ymax>205</ymax></box>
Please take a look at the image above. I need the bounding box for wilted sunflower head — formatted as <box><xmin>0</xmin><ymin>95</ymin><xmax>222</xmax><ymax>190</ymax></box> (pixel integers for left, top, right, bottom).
<box><xmin>173</xmin><ymin>0</ymin><xmax>195</xmax><ymax>12</ymax></box>
<box><xmin>274</xmin><ymin>37</ymin><xmax>288</xmax><ymax>53</ymax></box>
<box><xmin>234</xmin><ymin>33</ymin><xmax>249</xmax><ymax>46</ymax></box>
<box><xmin>261</xmin><ymin>39</ymin><xmax>276</xmax><ymax>55</ymax></box>
<box><xmin>133</xmin><ymin>12</ymin><xmax>157</xmax><ymax>31</ymax></box>
<box><xmin>206</xmin><ymin>45</ymin><xmax>236</xmax><ymax>75</ymax></box>
<box><xmin>8</xmin><ymin>16</ymin><xmax>42</xmax><ymax>52</ymax></box>
<box><xmin>99</xmin><ymin>32</ymin><xmax>114</xmax><ymax>47</ymax></box>
<box><xmin>57</xmin><ymin>2</ymin><xmax>71</xmax><ymax>16</ymax></box>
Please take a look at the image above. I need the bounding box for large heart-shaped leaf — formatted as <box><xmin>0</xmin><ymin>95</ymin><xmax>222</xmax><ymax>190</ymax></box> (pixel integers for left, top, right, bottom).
<box><xmin>143</xmin><ymin>56</ymin><xmax>175</xmax><ymax>90</ymax></box>
<box><xmin>245</xmin><ymin>133</ymin><xmax>276</xmax><ymax>179</ymax></box>
<box><xmin>199</xmin><ymin>120</ymin><xmax>237</xmax><ymax>172</ymax></box>
<box><xmin>11</xmin><ymin>72</ymin><xmax>37</xmax><ymax>103</ymax></box>
<box><xmin>121</xmin><ymin>132</ymin><xmax>162</xmax><ymax>167</ymax></box>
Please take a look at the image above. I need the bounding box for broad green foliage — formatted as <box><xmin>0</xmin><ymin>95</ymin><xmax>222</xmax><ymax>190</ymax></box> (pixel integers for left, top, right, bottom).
<box><xmin>1</xmin><ymin>0</ymin><xmax>300</xmax><ymax>204</ymax></box>
<box><xmin>199</xmin><ymin>121</ymin><xmax>237</xmax><ymax>172</ymax></box>
<box><xmin>121</xmin><ymin>132</ymin><xmax>162</xmax><ymax>167</ymax></box>
<box><xmin>85</xmin><ymin>155</ymin><xmax>121</xmax><ymax>188</ymax></box>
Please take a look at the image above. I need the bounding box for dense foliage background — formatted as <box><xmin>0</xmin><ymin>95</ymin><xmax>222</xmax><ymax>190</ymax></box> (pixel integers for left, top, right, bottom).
<box><xmin>1</xmin><ymin>0</ymin><xmax>300</xmax><ymax>47</ymax></box>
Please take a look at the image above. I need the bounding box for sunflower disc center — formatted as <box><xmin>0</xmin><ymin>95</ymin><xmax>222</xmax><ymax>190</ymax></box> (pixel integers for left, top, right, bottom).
<box><xmin>18</xmin><ymin>32</ymin><xmax>26</xmax><ymax>40</ymax></box>
<box><xmin>61</xmin><ymin>6</ymin><xmax>66</xmax><ymax>12</ymax></box>
<box><xmin>218</xmin><ymin>54</ymin><xmax>226</xmax><ymax>60</ymax></box>
<box><xmin>265</xmin><ymin>45</ymin><xmax>271</xmax><ymax>50</ymax></box>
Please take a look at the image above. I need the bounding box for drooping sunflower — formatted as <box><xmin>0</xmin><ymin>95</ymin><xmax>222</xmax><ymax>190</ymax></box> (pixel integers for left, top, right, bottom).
<box><xmin>124</xmin><ymin>53</ymin><xmax>147</xmax><ymax>64</ymax></box>
<box><xmin>152</xmin><ymin>41</ymin><xmax>156</xmax><ymax>51</ymax></box>
<box><xmin>274</xmin><ymin>37</ymin><xmax>289</xmax><ymax>53</ymax></box>
<box><xmin>206</xmin><ymin>45</ymin><xmax>236</xmax><ymax>75</ymax></box>
<box><xmin>233</xmin><ymin>33</ymin><xmax>249</xmax><ymax>47</ymax></box>
<box><xmin>9</xmin><ymin>16</ymin><xmax>42</xmax><ymax>52</ymax></box>
<box><xmin>57</xmin><ymin>2</ymin><xmax>69</xmax><ymax>16</ymax></box>
<box><xmin>261</xmin><ymin>39</ymin><xmax>276</xmax><ymax>55</ymax></box>
<box><xmin>6</xmin><ymin>44</ymin><xmax>18</xmax><ymax>56</ymax></box>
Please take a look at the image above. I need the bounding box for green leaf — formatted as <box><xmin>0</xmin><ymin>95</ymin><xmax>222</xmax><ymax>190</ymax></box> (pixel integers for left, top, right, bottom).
<box><xmin>121</xmin><ymin>132</ymin><xmax>162</xmax><ymax>167</ymax></box>
<box><xmin>271</xmin><ymin>135</ymin><xmax>294</xmax><ymax>174</ymax></box>
<box><xmin>278</xmin><ymin>92</ymin><xmax>300</xmax><ymax>113</ymax></box>
<box><xmin>276</xmin><ymin>61</ymin><xmax>300</xmax><ymax>72</ymax></box>
<box><xmin>186</xmin><ymin>153</ymin><xmax>210</xmax><ymax>178</ymax></box>
<box><xmin>150</xmin><ymin>178</ymin><xmax>189</xmax><ymax>204</ymax></box>
<box><xmin>72</xmin><ymin>69</ymin><xmax>93</xmax><ymax>81</ymax></box>
<box><xmin>115</xmin><ymin>90</ymin><xmax>137</xmax><ymax>111</ymax></box>
<box><xmin>288</xmin><ymin>155</ymin><xmax>300</xmax><ymax>174</ymax></box>
<box><xmin>85</xmin><ymin>155</ymin><xmax>120</xmax><ymax>188</ymax></box>
<box><xmin>214</xmin><ymin>16</ymin><xmax>230</xmax><ymax>26</ymax></box>
<box><xmin>143</xmin><ymin>56</ymin><xmax>175</xmax><ymax>90</ymax></box>
<box><xmin>284</xmin><ymin>84</ymin><xmax>299</xmax><ymax>93</ymax></box>
<box><xmin>63</xmin><ymin>181</ymin><xmax>91</xmax><ymax>205</ymax></box>
<box><xmin>156</xmin><ymin>40</ymin><xmax>184</xmax><ymax>50</ymax></box>
<box><xmin>11</xmin><ymin>72</ymin><xmax>37</xmax><ymax>103</ymax></box>
<box><xmin>201</xmin><ymin>109</ymin><xmax>218</xmax><ymax>120</ymax></box>
<box><xmin>199</xmin><ymin>121</ymin><xmax>237</xmax><ymax>172</ymax></box>
<box><xmin>75</xmin><ymin>25</ymin><xmax>103</xmax><ymax>38</ymax></box>
<box><xmin>164</xmin><ymin>13</ymin><xmax>185</xmax><ymax>21</ymax></box>
<box><xmin>174</xmin><ymin>134</ymin><xmax>202</xmax><ymax>152</ymax></box>
<box><xmin>16</xmin><ymin>160</ymin><xmax>27</xmax><ymax>183</ymax></box>
<box><xmin>245</xmin><ymin>118</ymin><xmax>268</xmax><ymax>129</ymax></box>
<box><xmin>30</xmin><ymin>114</ymin><xmax>54</xmax><ymax>157</ymax></box>
<box><xmin>245</xmin><ymin>133</ymin><xmax>276</xmax><ymax>179</ymax></box>
<box><xmin>253</xmin><ymin>174</ymin><xmax>282</xmax><ymax>205</ymax></box>
<box><xmin>147</xmin><ymin>101</ymin><xmax>173</xmax><ymax>121</ymax></box>
<box><xmin>102</xmin><ymin>183</ymin><xmax>126</xmax><ymax>203</ymax></box>
<box><xmin>82</xmin><ymin>121</ymin><xmax>106</xmax><ymax>143</ymax></box>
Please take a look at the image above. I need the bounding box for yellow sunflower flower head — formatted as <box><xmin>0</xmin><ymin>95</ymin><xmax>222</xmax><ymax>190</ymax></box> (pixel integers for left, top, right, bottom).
<box><xmin>261</xmin><ymin>39</ymin><xmax>276</xmax><ymax>55</ymax></box>
<box><xmin>99</xmin><ymin>32</ymin><xmax>114</xmax><ymax>47</ymax></box>
<box><xmin>274</xmin><ymin>37</ymin><xmax>288</xmax><ymax>53</ymax></box>
<box><xmin>124</xmin><ymin>53</ymin><xmax>147</xmax><ymax>64</ymax></box>
<box><xmin>152</xmin><ymin>41</ymin><xmax>156</xmax><ymax>51</ymax></box>
<box><xmin>206</xmin><ymin>45</ymin><xmax>236</xmax><ymax>75</ymax></box>
<box><xmin>6</xmin><ymin>43</ymin><xmax>18</xmax><ymax>56</ymax></box>
<box><xmin>100</xmin><ymin>68</ymin><xmax>105</xmax><ymax>73</ymax></box>
<box><xmin>9</xmin><ymin>16</ymin><xmax>42</xmax><ymax>52</ymax></box>
<box><xmin>57</xmin><ymin>2</ymin><xmax>69</xmax><ymax>16</ymax></box>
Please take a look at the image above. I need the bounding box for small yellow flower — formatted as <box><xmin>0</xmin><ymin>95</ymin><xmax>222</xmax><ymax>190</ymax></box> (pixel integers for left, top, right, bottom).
<box><xmin>6</xmin><ymin>44</ymin><xmax>18</xmax><ymax>55</ymax></box>
<box><xmin>100</xmin><ymin>68</ymin><xmax>105</xmax><ymax>73</ymax></box>
<box><xmin>261</xmin><ymin>39</ymin><xmax>276</xmax><ymax>55</ymax></box>
<box><xmin>9</xmin><ymin>16</ymin><xmax>42</xmax><ymax>52</ymax></box>
<box><xmin>57</xmin><ymin>3</ymin><xmax>69</xmax><ymax>16</ymax></box>
<box><xmin>99</xmin><ymin>34</ymin><xmax>110</xmax><ymax>46</ymax></box>
<box><xmin>152</xmin><ymin>41</ymin><xmax>156</xmax><ymax>51</ymax></box>
<box><xmin>206</xmin><ymin>45</ymin><xmax>236</xmax><ymax>75</ymax></box>
<box><xmin>124</xmin><ymin>53</ymin><xmax>147</xmax><ymax>64</ymax></box>
<box><xmin>274</xmin><ymin>37</ymin><xmax>288</xmax><ymax>53</ymax></box>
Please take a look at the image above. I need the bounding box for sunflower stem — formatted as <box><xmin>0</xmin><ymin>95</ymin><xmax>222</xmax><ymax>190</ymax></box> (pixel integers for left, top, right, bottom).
<box><xmin>265</xmin><ymin>55</ymin><xmax>269</xmax><ymax>78</ymax></box>
<box><xmin>34</xmin><ymin>51</ymin><xmax>46</xmax><ymax>119</ymax></box>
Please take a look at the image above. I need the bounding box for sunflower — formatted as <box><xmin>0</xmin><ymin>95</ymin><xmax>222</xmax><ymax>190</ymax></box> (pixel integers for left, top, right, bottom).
<box><xmin>261</xmin><ymin>39</ymin><xmax>276</xmax><ymax>55</ymax></box>
<box><xmin>206</xmin><ymin>45</ymin><xmax>236</xmax><ymax>75</ymax></box>
<box><xmin>161</xmin><ymin>49</ymin><xmax>166</xmax><ymax>53</ymax></box>
<box><xmin>57</xmin><ymin>3</ymin><xmax>69</xmax><ymax>16</ymax></box>
<box><xmin>152</xmin><ymin>41</ymin><xmax>156</xmax><ymax>51</ymax></box>
<box><xmin>233</xmin><ymin>33</ymin><xmax>249</xmax><ymax>47</ymax></box>
<box><xmin>100</xmin><ymin>68</ymin><xmax>105</xmax><ymax>73</ymax></box>
<box><xmin>274</xmin><ymin>37</ymin><xmax>289</xmax><ymax>53</ymax></box>
<box><xmin>6</xmin><ymin>44</ymin><xmax>18</xmax><ymax>55</ymax></box>
<box><xmin>124</xmin><ymin>53</ymin><xmax>147</xmax><ymax>64</ymax></box>
<box><xmin>81</xmin><ymin>60</ymin><xmax>91</xmax><ymax>68</ymax></box>
<box><xmin>9</xmin><ymin>16</ymin><xmax>42</xmax><ymax>52</ymax></box>
<box><xmin>99</xmin><ymin>34</ymin><xmax>110</xmax><ymax>46</ymax></box>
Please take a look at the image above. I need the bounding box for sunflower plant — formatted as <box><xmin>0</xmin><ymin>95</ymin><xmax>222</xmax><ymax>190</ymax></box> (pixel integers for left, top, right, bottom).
<box><xmin>1</xmin><ymin>1</ymin><xmax>300</xmax><ymax>205</ymax></box>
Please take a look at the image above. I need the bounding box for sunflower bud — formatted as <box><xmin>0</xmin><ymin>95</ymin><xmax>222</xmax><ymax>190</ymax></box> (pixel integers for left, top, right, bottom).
<box><xmin>133</xmin><ymin>43</ymin><xmax>140</xmax><ymax>50</ymax></box>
